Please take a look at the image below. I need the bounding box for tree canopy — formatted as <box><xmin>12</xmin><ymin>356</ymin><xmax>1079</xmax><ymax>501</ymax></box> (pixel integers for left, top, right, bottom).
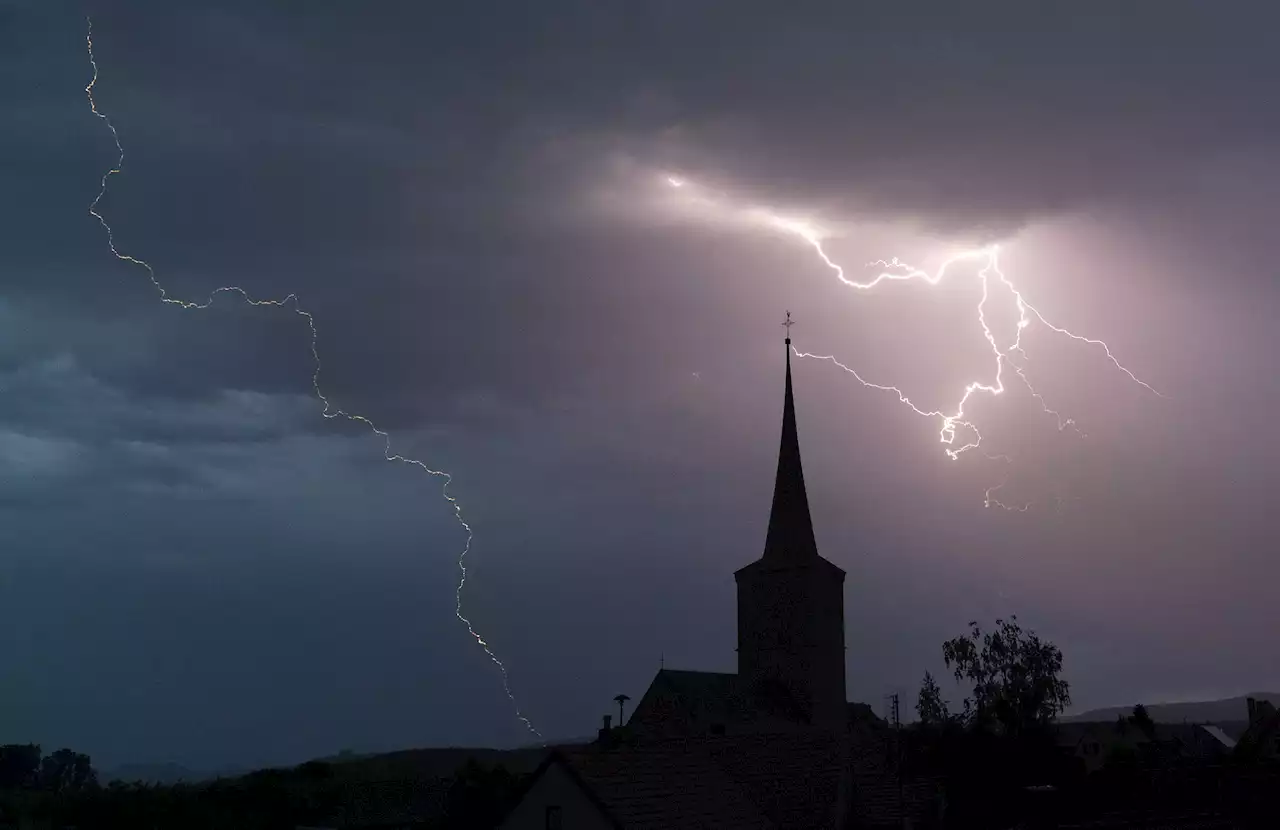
<box><xmin>917</xmin><ymin>616</ymin><xmax>1071</xmax><ymax>737</ymax></box>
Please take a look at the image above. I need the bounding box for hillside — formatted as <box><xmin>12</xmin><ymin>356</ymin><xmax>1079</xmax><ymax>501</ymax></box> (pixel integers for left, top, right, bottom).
<box><xmin>322</xmin><ymin>744</ymin><xmax>553</xmax><ymax>782</ymax></box>
<box><xmin>1064</xmin><ymin>693</ymin><xmax>1280</xmax><ymax>724</ymax></box>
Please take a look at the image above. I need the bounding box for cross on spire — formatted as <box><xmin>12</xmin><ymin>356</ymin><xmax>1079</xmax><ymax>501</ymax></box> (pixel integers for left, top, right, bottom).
<box><xmin>782</xmin><ymin>310</ymin><xmax>795</xmax><ymax>344</ymax></box>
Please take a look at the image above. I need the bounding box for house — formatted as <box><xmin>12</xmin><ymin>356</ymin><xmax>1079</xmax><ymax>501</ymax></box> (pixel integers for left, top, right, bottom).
<box><xmin>500</xmin><ymin>729</ymin><xmax>942</xmax><ymax>830</ymax></box>
<box><xmin>1056</xmin><ymin>719</ymin><xmax>1238</xmax><ymax>773</ymax></box>
<box><xmin>499</xmin><ymin>732</ymin><xmax>845</xmax><ymax>830</ymax></box>
<box><xmin>1057</xmin><ymin>721</ymin><xmax>1150</xmax><ymax>773</ymax></box>
<box><xmin>1235</xmin><ymin>696</ymin><xmax>1280</xmax><ymax>761</ymax></box>
<box><xmin>1151</xmin><ymin>723</ymin><xmax>1236</xmax><ymax>764</ymax></box>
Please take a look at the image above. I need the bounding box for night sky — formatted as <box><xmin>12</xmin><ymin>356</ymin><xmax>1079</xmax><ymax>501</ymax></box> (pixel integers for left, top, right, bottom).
<box><xmin>3</xmin><ymin>2</ymin><xmax>1278</xmax><ymax>771</ymax></box>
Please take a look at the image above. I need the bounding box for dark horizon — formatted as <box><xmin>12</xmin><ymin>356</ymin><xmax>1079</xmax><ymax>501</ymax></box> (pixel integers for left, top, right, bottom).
<box><xmin>2</xmin><ymin>2</ymin><xmax>1279</xmax><ymax>773</ymax></box>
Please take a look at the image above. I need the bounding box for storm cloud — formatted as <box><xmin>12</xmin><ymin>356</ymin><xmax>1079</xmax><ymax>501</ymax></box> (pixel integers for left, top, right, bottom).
<box><xmin>1</xmin><ymin>1</ymin><xmax>1277</xmax><ymax>770</ymax></box>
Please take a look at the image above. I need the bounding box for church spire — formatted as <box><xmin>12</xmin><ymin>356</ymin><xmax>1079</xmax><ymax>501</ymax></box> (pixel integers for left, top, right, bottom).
<box><xmin>763</xmin><ymin>313</ymin><xmax>819</xmax><ymax>562</ymax></box>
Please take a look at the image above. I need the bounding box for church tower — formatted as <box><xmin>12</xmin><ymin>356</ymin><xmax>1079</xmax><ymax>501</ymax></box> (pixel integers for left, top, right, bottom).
<box><xmin>735</xmin><ymin>318</ymin><xmax>848</xmax><ymax>729</ymax></box>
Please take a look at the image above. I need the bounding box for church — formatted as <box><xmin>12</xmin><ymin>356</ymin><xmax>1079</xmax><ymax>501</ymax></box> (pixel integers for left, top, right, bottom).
<box><xmin>626</xmin><ymin>325</ymin><xmax>864</xmax><ymax>738</ymax></box>
<box><xmin>499</xmin><ymin>327</ymin><xmax>940</xmax><ymax>829</ymax></box>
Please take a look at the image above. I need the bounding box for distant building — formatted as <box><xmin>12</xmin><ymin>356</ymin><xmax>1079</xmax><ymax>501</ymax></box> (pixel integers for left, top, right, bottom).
<box><xmin>500</xmin><ymin>330</ymin><xmax>942</xmax><ymax>829</ymax></box>
<box><xmin>1056</xmin><ymin>720</ymin><xmax>1148</xmax><ymax>774</ymax></box>
<box><xmin>1056</xmin><ymin>717</ymin><xmax>1238</xmax><ymax>773</ymax></box>
<box><xmin>1237</xmin><ymin>696</ymin><xmax>1280</xmax><ymax>761</ymax></box>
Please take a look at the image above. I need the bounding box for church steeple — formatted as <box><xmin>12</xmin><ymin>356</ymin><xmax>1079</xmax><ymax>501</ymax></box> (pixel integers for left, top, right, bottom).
<box><xmin>763</xmin><ymin>314</ymin><xmax>819</xmax><ymax>562</ymax></box>
<box><xmin>734</xmin><ymin>313</ymin><xmax>848</xmax><ymax>731</ymax></box>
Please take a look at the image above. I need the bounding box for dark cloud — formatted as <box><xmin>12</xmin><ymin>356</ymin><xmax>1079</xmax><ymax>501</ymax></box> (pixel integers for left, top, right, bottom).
<box><xmin>1</xmin><ymin>1</ymin><xmax>1277</xmax><ymax>770</ymax></box>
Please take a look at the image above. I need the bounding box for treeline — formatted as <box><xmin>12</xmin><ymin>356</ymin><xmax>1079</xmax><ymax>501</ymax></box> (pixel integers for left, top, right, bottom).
<box><xmin>0</xmin><ymin>749</ymin><xmax>525</xmax><ymax>830</ymax></box>
<box><xmin>0</xmin><ymin>745</ymin><xmax>96</xmax><ymax>795</ymax></box>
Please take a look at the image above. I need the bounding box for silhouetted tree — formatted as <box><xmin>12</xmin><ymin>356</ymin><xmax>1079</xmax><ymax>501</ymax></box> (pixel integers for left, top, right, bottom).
<box><xmin>0</xmin><ymin>744</ymin><xmax>41</xmax><ymax>789</ymax></box>
<box><xmin>1128</xmin><ymin>703</ymin><xmax>1157</xmax><ymax>740</ymax></box>
<box><xmin>916</xmin><ymin>671</ymin><xmax>956</xmax><ymax>726</ymax></box>
<box><xmin>935</xmin><ymin>616</ymin><xmax>1070</xmax><ymax>738</ymax></box>
<box><xmin>914</xmin><ymin>618</ymin><xmax>1076</xmax><ymax>826</ymax></box>
<box><xmin>38</xmin><ymin>748</ymin><xmax>97</xmax><ymax>794</ymax></box>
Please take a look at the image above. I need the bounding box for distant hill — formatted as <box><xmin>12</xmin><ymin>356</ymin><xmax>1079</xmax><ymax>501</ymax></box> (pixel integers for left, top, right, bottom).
<box><xmin>321</xmin><ymin>745</ymin><xmax>553</xmax><ymax>782</ymax></box>
<box><xmin>102</xmin><ymin>741</ymin><xmax>571</xmax><ymax>787</ymax></box>
<box><xmin>1063</xmin><ymin>693</ymin><xmax>1280</xmax><ymax>725</ymax></box>
<box><xmin>93</xmin><ymin>745</ymin><xmax>563</xmax><ymax>829</ymax></box>
<box><xmin>517</xmin><ymin>735</ymin><xmax>594</xmax><ymax>750</ymax></box>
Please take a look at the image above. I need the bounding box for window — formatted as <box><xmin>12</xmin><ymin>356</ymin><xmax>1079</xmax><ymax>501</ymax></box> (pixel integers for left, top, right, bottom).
<box><xmin>545</xmin><ymin>805</ymin><xmax>562</xmax><ymax>830</ymax></box>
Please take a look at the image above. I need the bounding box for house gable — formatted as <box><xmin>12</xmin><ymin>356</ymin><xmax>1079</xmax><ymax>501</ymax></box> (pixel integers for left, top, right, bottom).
<box><xmin>499</xmin><ymin>755</ymin><xmax>617</xmax><ymax>830</ymax></box>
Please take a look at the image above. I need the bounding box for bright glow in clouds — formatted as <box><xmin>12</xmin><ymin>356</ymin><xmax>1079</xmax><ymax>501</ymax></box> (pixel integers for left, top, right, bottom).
<box><xmin>83</xmin><ymin>19</ymin><xmax>542</xmax><ymax>741</ymax></box>
<box><xmin>658</xmin><ymin>171</ymin><xmax>1162</xmax><ymax>510</ymax></box>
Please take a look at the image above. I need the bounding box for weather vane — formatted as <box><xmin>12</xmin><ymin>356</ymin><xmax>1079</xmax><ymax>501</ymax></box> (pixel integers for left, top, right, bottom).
<box><xmin>782</xmin><ymin>310</ymin><xmax>795</xmax><ymax>343</ymax></box>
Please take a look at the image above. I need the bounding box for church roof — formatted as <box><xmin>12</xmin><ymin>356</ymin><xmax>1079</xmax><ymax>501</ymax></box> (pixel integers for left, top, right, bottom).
<box><xmin>763</xmin><ymin>338</ymin><xmax>820</xmax><ymax>564</ymax></box>
<box><xmin>652</xmin><ymin>669</ymin><xmax>736</xmax><ymax>703</ymax></box>
<box><xmin>636</xmin><ymin>669</ymin><xmax>756</xmax><ymax>728</ymax></box>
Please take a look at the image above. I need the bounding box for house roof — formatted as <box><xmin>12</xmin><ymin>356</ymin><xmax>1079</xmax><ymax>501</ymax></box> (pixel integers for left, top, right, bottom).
<box><xmin>701</xmin><ymin>731</ymin><xmax>849</xmax><ymax>830</ymax></box>
<box><xmin>1151</xmin><ymin>723</ymin><xmax>1237</xmax><ymax>754</ymax></box>
<box><xmin>1238</xmin><ymin>699</ymin><xmax>1280</xmax><ymax>756</ymax></box>
<box><xmin>844</xmin><ymin>720</ymin><xmax>944</xmax><ymax>826</ymax></box>
<box><xmin>635</xmin><ymin>669</ymin><xmax>763</xmax><ymax>730</ymax></box>
<box><xmin>521</xmin><ymin>731</ymin><xmax>855</xmax><ymax>830</ymax></box>
<box><xmin>1056</xmin><ymin>721</ymin><xmax>1147</xmax><ymax>747</ymax></box>
<box><xmin>552</xmin><ymin>740</ymin><xmax>773</xmax><ymax>830</ymax></box>
<box><xmin>1199</xmin><ymin>725</ymin><xmax>1237</xmax><ymax>749</ymax></box>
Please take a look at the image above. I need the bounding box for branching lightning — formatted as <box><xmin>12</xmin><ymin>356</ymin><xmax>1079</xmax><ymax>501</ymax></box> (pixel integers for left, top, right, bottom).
<box><xmin>661</xmin><ymin>173</ymin><xmax>1162</xmax><ymax>510</ymax></box>
<box><xmin>84</xmin><ymin>19</ymin><xmax>541</xmax><ymax>741</ymax></box>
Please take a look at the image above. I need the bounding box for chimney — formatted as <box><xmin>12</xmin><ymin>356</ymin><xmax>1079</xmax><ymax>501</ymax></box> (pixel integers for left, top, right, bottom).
<box><xmin>597</xmin><ymin>714</ymin><xmax>613</xmax><ymax>745</ymax></box>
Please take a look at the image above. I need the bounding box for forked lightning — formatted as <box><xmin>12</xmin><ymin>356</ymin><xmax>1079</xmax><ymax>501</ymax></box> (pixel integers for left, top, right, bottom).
<box><xmin>83</xmin><ymin>18</ymin><xmax>541</xmax><ymax>741</ymax></box>
<box><xmin>662</xmin><ymin>174</ymin><xmax>1162</xmax><ymax>509</ymax></box>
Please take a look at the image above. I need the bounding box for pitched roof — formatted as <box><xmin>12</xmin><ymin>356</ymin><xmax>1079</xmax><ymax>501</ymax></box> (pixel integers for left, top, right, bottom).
<box><xmin>555</xmin><ymin>741</ymin><xmax>773</xmax><ymax>830</ymax></box>
<box><xmin>1200</xmin><ymin>725</ymin><xmax>1237</xmax><ymax>750</ymax></box>
<box><xmin>633</xmin><ymin>669</ymin><xmax>759</xmax><ymax>730</ymax></box>
<box><xmin>1056</xmin><ymin>721</ymin><xmax>1150</xmax><ymax>747</ymax></box>
<box><xmin>534</xmin><ymin>731</ymin><xmax>853</xmax><ymax>830</ymax></box>
<box><xmin>653</xmin><ymin>668</ymin><xmax>736</xmax><ymax>701</ymax></box>
<box><xmin>1151</xmin><ymin>723</ymin><xmax>1236</xmax><ymax>755</ymax></box>
<box><xmin>1238</xmin><ymin>698</ymin><xmax>1280</xmax><ymax>757</ymax></box>
<box><xmin>844</xmin><ymin>721</ymin><xmax>944</xmax><ymax>826</ymax></box>
<box><xmin>702</xmin><ymin>731</ymin><xmax>849</xmax><ymax>830</ymax></box>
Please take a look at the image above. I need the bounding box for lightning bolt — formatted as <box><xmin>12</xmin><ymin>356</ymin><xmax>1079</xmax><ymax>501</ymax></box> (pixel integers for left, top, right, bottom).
<box><xmin>84</xmin><ymin>18</ymin><xmax>541</xmax><ymax>741</ymax></box>
<box><xmin>662</xmin><ymin>173</ymin><xmax>1162</xmax><ymax>510</ymax></box>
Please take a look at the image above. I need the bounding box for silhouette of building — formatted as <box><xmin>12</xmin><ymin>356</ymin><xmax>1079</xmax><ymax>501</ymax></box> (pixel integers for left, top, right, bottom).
<box><xmin>627</xmin><ymin>334</ymin><xmax>856</xmax><ymax>737</ymax></box>
<box><xmin>500</xmin><ymin>329</ymin><xmax>943</xmax><ymax>829</ymax></box>
<box><xmin>1239</xmin><ymin>696</ymin><xmax>1280</xmax><ymax>760</ymax></box>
